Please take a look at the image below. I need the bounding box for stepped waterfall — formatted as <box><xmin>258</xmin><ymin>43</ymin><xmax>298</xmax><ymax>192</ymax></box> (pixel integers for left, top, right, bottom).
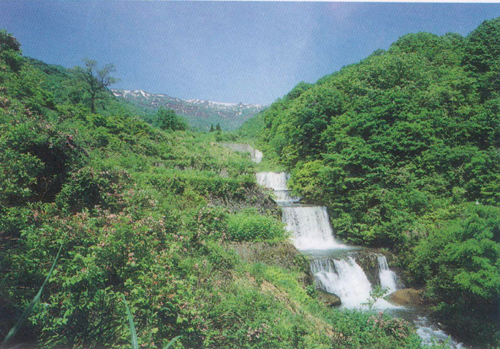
<box><xmin>257</xmin><ymin>172</ymin><xmax>398</xmax><ymax>309</ymax></box>
<box><xmin>256</xmin><ymin>170</ymin><xmax>465</xmax><ymax>348</ymax></box>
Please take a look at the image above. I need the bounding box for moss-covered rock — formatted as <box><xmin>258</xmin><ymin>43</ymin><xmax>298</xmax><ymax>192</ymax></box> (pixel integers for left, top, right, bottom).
<box><xmin>317</xmin><ymin>289</ymin><xmax>341</xmax><ymax>307</ymax></box>
<box><xmin>386</xmin><ymin>288</ymin><xmax>425</xmax><ymax>307</ymax></box>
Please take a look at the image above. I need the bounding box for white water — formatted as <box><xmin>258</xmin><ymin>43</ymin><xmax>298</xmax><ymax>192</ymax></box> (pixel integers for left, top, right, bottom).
<box><xmin>414</xmin><ymin>316</ymin><xmax>464</xmax><ymax>348</ymax></box>
<box><xmin>311</xmin><ymin>257</ymin><xmax>372</xmax><ymax>308</ymax></box>
<box><xmin>256</xmin><ymin>172</ymin><xmax>290</xmax><ymax>191</ymax></box>
<box><xmin>253</xmin><ymin>149</ymin><xmax>263</xmax><ymax>164</ymax></box>
<box><xmin>257</xmin><ymin>172</ymin><xmax>343</xmax><ymax>250</ymax></box>
<box><xmin>377</xmin><ymin>255</ymin><xmax>398</xmax><ymax>294</ymax></box>
<box><xmin>311</xmin><ymin>257</ymin><xmax>401</xmax><ymax>310</ymax></box>
<box><xmin>282</xmin><ymin>206</ymin><xmax>345</xmax><ymax>250</ymax></box>
<box><xmin>256</xmin><ymin>172</ymin><xmax>300</xmax><ymax>203</ymax></box>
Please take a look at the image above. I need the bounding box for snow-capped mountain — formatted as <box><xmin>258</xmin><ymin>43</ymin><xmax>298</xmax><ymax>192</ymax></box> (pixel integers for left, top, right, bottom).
<box><xmin>112</xmin><ymin>89</ymin><xmax>266</xmax><ymax>131</ymax></box>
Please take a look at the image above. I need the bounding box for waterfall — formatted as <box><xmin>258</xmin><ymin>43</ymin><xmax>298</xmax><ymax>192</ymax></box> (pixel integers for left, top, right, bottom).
<box><xmin>282</xmin><ymin>206</ymin><xmax>345</xmax><ymax>250</ymax></box>
<box><xmin>256</xmin><ymin>172</ymin><xmax>300</xmax><ymax>204</ymax></box>
<box><xmin>311</xmin><ymin>256</ymin><xmax>401</xmax><ymax>310</ymax></box>
<box><xmin>253</xmin><ymin>149</ymin><xmax>263</xmax><ymax>164</ymax></box>
<box><xmin>377</xmin><ymin>255</ymin><xmax>397</xmax><ymax>294</ymax></box>
<box><xmin>256</xmin><ymin>172</ymin><xmax>290</xmax><ymax>191</ymax></box>
<box><xmin>257</xmin><ymin>172</ymin><xmax>343</xmax><ymax>249</ymax></box>
<box><xmin>311</xmin><ymin>257</ymin><xmax>372</xmax><ymax>309</ymax></box>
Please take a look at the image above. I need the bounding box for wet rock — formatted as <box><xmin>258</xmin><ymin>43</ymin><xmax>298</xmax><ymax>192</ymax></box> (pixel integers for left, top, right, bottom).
<box><xmin>386</xmin><ymin>288</ymin><xmax>424</xmax><ymax>306</ymax></box>
<box><xmin>317</xmin><ymin>289</ymin><xmax>341</xmax><ymax>307</ymax></box>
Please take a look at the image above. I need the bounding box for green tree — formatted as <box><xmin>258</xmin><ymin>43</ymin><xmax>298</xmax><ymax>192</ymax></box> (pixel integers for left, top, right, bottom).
<box><xmin>155</xmin><ymin>107</ymin><xmax>187</xmax><ymax>131</ymax></box>
<box><xmin>215</xmin><ymin>123</ymin><xmax>222</xmax><ymax>132</ymax></box>
<box><xmin>463</xmin><ymin>18</ymin><xmax>500</xmax><ymax>74</ymax></box>
<box><xmin>0</xmin><ymin>29</ymin><xmax>20</xmax><ymax>52</ymax></box>
<box><xmin>73</xmin><ymin>58</ymin><xmax>117</xmax><ymax>113</ymax></box>
<box><xmin>410</xmin><ymin>204</ymin><xmax>500</xmax><ymax>342</ymax></box>
<box><xmin>209</xmin><ymin>124</ymin><xmax>215</xmax><ymax>132</ymax></box>
<box><xmin>0</xmin><ymin>30</ymin><xmax>23</xmax><ymax>72</ymax></box>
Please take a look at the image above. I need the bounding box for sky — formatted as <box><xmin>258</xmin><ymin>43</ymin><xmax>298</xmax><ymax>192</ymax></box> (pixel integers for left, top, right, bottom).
<box><xmin>2</xmin><ymin>2</ymin><xmax>500</xmax><ymax>105</ymax></box>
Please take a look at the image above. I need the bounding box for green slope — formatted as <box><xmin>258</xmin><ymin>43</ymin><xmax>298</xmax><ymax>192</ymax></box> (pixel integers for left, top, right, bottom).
<box><xmin>0</xmin><ymin>29</ymin><xmax>425</xmax><ymax>348</ymax></box>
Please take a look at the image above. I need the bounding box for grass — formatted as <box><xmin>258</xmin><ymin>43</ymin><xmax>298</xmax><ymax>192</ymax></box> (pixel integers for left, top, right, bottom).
<box><xmin>122</xmin><ymin>295</ymin><xmax>182</xmax><ymax>349</ymax></box>
<box><xmin>1</xmin><ymin>244</ymin><xmax>63</xmax><ymax>349</ymax></box>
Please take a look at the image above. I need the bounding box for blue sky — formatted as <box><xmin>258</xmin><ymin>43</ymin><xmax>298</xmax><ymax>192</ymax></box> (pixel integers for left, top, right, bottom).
<box><xmin>2</xmin><ymin>2</ymin><xmax>500</xmax><ymax>105</ymax></box>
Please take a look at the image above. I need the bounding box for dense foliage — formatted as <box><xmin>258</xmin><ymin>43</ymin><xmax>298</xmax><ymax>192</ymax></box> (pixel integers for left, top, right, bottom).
<box><xmin>245</xmin><ymin>18</ymin><xmax>500</xmax><ymax>345</ymax></box>
<box><xmin>0</xmin><ymin>30</ymin><xmax>426</xmax><ymax>348</ymax></box>
<box><xmin>152</xmin><ymin>107</ymin><xmax>188</xmax><ymax>131</ymax></box>
<box><xmin>410</xmin><ymin>204</ymin><xmax>500</xmax><ymax>343</ymax></box>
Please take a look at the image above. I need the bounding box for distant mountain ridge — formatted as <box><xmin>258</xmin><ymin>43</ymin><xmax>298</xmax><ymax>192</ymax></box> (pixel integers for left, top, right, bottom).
<box><xmin>112</xmin><ymin>89</ymin><xmax>267</xmax><ymax>131</ymax></box>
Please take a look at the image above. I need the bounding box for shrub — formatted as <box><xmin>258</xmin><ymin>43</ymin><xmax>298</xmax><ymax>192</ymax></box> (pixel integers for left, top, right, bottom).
<box><xmin>227</xmin><ymin>210</ymin><xmax>286</xmax><ymax>242</ymax></box>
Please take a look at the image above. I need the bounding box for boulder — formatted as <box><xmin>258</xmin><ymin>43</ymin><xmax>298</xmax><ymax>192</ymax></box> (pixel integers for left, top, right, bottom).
<box><xmin>386</xmin><ymin>288</ymin><xmax>424</xmax><ymax>306</ymax></box>
<box><xmin>317</xmin><ymin>289</ymin><xmax>342</xmax><ymax>307</ymax></box>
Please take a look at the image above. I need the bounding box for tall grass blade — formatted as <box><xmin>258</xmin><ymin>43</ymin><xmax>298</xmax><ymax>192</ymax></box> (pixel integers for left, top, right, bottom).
<box><xmin>163</xmin><ymin>335</ymin><xmax>181</xmax><ymax>349</ymax></box>
<box><xmin>121</xmin><ymin>295</ymin><xmax>139</xmax><ymax>349</ymax></box>
<box><xmin>1</xmin><ymin>244</ymin><xmax>63</xmax><ymax>349</ymax></box>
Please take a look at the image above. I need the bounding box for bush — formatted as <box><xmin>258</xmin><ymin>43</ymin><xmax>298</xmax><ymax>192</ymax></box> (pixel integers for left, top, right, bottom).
<box><xmin>55</xmin><ymin>166</ymin><xmax>130</xmax><ymax>212</ymax></box>
<box><xmin>227</xmin><ymin>210</ymin><xmax>286</xmax><ymax>242</ymax></box>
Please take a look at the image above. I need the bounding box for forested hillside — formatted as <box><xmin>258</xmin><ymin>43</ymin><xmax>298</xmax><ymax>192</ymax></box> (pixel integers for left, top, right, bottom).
<box><xmin>112</xmin><ymin>89</ymin><xmax>266</xmax><ymax>132</ymax></box>
<box><xmin>0</xmin><ymin>30</ymin><xmax>428</xmax><ymax>348</ymax></box>
<box><xmin>242</xmin><ymin>18</ymin><xmax>500</xmax><ymax>345</ymax></box>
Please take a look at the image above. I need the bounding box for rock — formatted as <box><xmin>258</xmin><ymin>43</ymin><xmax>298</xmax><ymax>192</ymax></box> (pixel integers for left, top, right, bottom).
<box><xmin>347</xmin><ymin>251</ymin><xmax>380</xmax><ymax>287</ymax></box>
<box><xmin>386</xmin><ymin>288</ymin><xmax>424</xmax><ymax>306</ymax></box>
<box><xmin>317</xmin><ymin>289</ymin><xmax>342</xmax><ymax>307</ymax></box>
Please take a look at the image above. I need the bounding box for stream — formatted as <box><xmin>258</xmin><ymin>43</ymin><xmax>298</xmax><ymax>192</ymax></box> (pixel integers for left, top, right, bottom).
<box><xmin>256</xmin><ymin>171</ymin><xmax>466</xmax><ymax>348</ymax></box>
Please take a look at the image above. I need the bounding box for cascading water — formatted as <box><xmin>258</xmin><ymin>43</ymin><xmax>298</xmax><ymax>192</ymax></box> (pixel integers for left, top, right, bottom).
<box><xmin>253</xmin><ymin>149</ymin><xmax>263</xmax><ymax>164</ymax></box>
<box><xmin>256</xmin><ymin>172</ymin><xmax>290</xmax><ymax>191</ymax></box>
<box><xmin>273</xmin><ymin>190</ymin><xmax>301</xmax><ymax>203</ymax></box>
<box><xmin>311</xmin><ymin>257</ymin><xmax>372</xmax><ymax>309</ymax></box>
<box><xmin>257</xmin><ymin>172</ymin><xmax>343</xmax><ymax>250</ymax></box>
<box><xmin>311</xmin><ymin>256</ymin><xmax>401</xmax><ymax>310</ymax></box>
<box><xmin>256</xmin><ymin>172</ymin><xmax>300</xmax><ymax>203</ymax></box>
<box><xmin>414</xmin><ymin>317</ymin><xmax>464</xmax><ymax>348</ymax></box>
<box><xmin>255</xmin><ymin>170</ymin><xmax>464</xmax><ymax>347</ymax></box>
<box><xmin>377</xmin><ymin>255</ymin><xmax>398</xmax><ymax>294</ymax></box>
<box><xmin>282</xmin><ymin>206</ymin><xmax>345</xmax><ymax>250</ymax></box>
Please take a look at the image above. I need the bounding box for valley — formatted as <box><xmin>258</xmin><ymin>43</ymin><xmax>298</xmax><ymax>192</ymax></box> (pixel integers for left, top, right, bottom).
<box><xmin>112</xmin><ymin>89</ymin><xmax>266</xmax><ymax>131</ymax></box>
<box><xmin>1</xmin><ymin>12</ymin><xmax>500</xmax><ymax>349</ymax></box>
